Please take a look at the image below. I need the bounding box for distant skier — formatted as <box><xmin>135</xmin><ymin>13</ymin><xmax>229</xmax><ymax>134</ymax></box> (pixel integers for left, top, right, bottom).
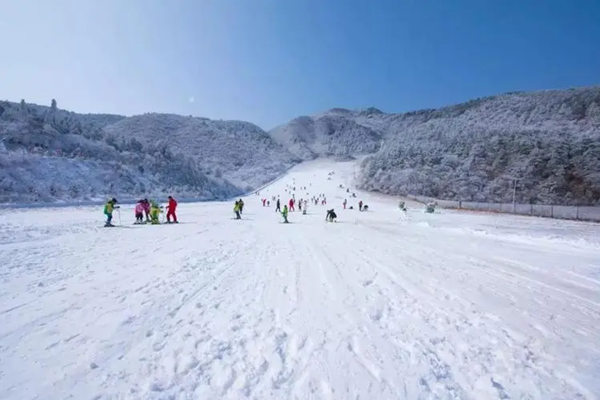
<box><xmin>289</xmin><ymin>198</ymin><xmax>295</xmax><ymax>212</ymax></box>
<box><xmin>166</xmin><ymin>196</ymin><xmax>178</xmax><ymax>223</ymax></box>
<box><xmin>298</xmin><ymin>200</ymin><xmax>303</xmax><ymax>212</ymax></box>
<box><xmin>262</xmin><ymin>198</ymin><xmax>267</xmax><ymax>207</ymax></box>
<box><xmin>343</xmin><ymin>199</ymin><xmax>347</xmax><ymax>210</ymax></box>
<box><xmin>267</xmin><ymin>200</ymin><xmax>270</xmax><ymax>207</ymax></box>
<box><xmin>134</xmin><ymin>200</ymin><xmax>145</xmax><ymax>224</ymax></box>
<box><xmin>426</xmin><ymin>202</ymin><xmax>436</xmax><ymax>214</ymax></box>
<box><xmin>238</xmin><ymin>199</ymin><xmax>245</xmax><ymax>215</ymax></box>
<box><xmin>326</xmin><ymin>209</ymin><xmax>337</xmax><ymax>222</ymax></box>
<box><xmin>399</xmin><ymin>201</ymin><xmax>407</xmax><ymax>212</ymax></box>
<box><xmin>275</xmin><ymin>198</ymin><xmax>281</xmax><ymax>212</ymax></box>
<box><xmin>281</xmin><ymin>204</ymin><xmax>289</xmax><ymax>223</ymax></box>
<box><xmin>103</xmin><ymin>198</ymin><xmax>119</xmax><ymax>227</ymax></box>
<box><xmin>359</xmin><ymin>200</ymin><xmax>363</xmax><ymax>211</ymax></box>
<box><xmin>233</xmin><ymin>200</ymin><xmax>242</xmax><ymax>220</ymax></box>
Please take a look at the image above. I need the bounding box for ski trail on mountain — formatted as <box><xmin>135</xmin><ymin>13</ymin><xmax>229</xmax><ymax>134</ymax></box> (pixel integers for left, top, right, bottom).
<box><xmin>1</xmin><ymin>159</ymin><xmax>599</xmax><ymax>399</ymax></box>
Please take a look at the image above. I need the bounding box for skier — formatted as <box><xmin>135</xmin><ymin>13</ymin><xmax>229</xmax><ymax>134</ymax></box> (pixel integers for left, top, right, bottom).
<box><xmin>166</xmin><ymin>196</ymin><xmax>178</xmax><ymax>223</ymax></box>
<box><xmin>281</xmin><ymin>204</ymin><xmax>289</xmax><ymax>223</ymax></box>
<box><xmin>399</xmin><ymin>201</ymin><xmax>407</xmax><ymax>212</ymax></box>
<box><xmin>134</xmin><ymin>200</ymin><xmax>145</xmax><ymax>224</ymax></box>
<box><xmin>275</xmin><ymin>198</ymin><xmax>281</xmax><ymax>212</ymax></box>
<box><xmin>359</xmin><ymin>200</ymin><xmax>363</xmax><ymax>211</ymax></box>
<box><xmin>298</xmin><ymin>200</ymin><xmax>303</xmax><ymax>212</ymax></box>
<box><xmin>326</xmin><ymin>209</ymin><xmax>337</xmax><ymax>222</ymax></box>
<box><xmin>303</xmin><ymin>201</ymin><xmax>308</xmax><ymax>215</ymax></box>
<box><xmin>267</xmin><ymin>200</ymin><xmax>270</xmax><ymax>207</ymax></box>
<box><xmin>103</xmin><ymin>198</ymin><xmax>119</xmax><ymax>227</ymax></box>
<box><xmin>233</xmin><ymin>200</ymin><xmax>242</xmax><ymax>219</ymax></box>
<box><xmin>343</xmin><ymin>199</ymin><xmax>347</xmax><ymax>210</ymax></box>
<box><xmin>426</xmin><ymin>202</ymin><xmax>436</xmax><ymax>213</ymax></box>
<box><xmin>150</xmin><ymin>200</ymin><xmax>162</xmax><ymax>224</ymax></box>
<box><xmin>262</xmin><ymin>198</ymin><xmax>267</xmax><ymax>207</ymax></box>
<box><xmin>289</xmin><ymin>198</ymin><xmax>295</xmax><ymax>212</ymax></box>
<box><xmin>239</xmin><ymin>199</ymin><xmax>245</xmax><ymax>215</ymax></box>
<box><xmin>142</xmin><ymin>199</ymin><xmax>151</xmax><ymax>222</ymax></box>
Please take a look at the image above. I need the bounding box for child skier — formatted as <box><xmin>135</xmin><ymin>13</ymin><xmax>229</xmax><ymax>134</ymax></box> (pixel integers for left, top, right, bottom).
<box><xmin>142</xmin><ymin>199</ymin><xmax>151</xmax><ymax>222</ymax></box>
<box><xmin>150</xmin><ymin>200</ymin><xmax>162</xmax><ymax>224</ymax></box>
<box><xmin>103</xmin><ymin>198</ymin><xmax>119</xmax><ymax>227</ymax></box>
<box><xmin>234</xmin><ymin>200</ymin><xmax>242</xmax><ymax>219</ymax></box>
<box><xmin>281</xmin><ymin>204</ymin><xmax>289</xmax><ymax>223</ymax></box>
<box><xmin>166</xmin><ymin>196</ymin><xmax>178</xmax><ymax>223</ymax></box>
<box><xmin>134</xmin><ymin>200</ymin><xmax>145</xmax><ymax>224</ymax></box>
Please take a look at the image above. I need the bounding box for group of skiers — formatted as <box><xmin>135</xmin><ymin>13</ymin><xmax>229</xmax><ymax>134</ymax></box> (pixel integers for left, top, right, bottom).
<box><xmin>102</xmin><ymin>177</ymin><xmax>426</xmax><ymax>228</ymax></box>
<box><xmin>103</xmin><ymin>196</ymin><xmax>178</xmax><ymax>227</ymax></box>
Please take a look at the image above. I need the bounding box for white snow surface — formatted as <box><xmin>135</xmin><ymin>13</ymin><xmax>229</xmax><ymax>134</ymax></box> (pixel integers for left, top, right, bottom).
<box><xmin>1</xmin><ymin>159</ymin><xmax>599</xmax><ymax>400</ymax></box>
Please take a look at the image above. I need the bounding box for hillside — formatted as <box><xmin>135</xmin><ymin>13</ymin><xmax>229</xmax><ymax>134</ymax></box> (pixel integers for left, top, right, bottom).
<box><xmin>268</xmin><ymin>108</ymin><xmax>384</xmax><ymax>161</ymax></box>
<box><xmin>0</xmin><ymin>100</ymin><xmax>297</xmax><ymax>203</ymax></box>
<box><xmin>103</xmin><ymin>114</ymin><xmax>298</xmax><ymax>189</ymax></box>
<box><xmin>3</xmin><ymin>86</ymin><xmax>600</xmax><ymax>205</ymax></box>
<box><xmin>271</xmin><ymin>87</ymin><xmax>600</xmax><ymax>205</ymax></box>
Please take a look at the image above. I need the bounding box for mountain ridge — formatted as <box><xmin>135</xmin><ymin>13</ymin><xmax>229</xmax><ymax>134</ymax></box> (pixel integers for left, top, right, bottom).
<box><xmin>0</xmin><ymin>100</ymin><xmax>298</xmax><ymax>203</ymax></box>
<box><xmin>269</xmin><ymin>86</ymin><xmax>600</xmax><ymax>205</ymax></box>
<box><xmin>2</xmin><ymin>85</ymin><xmax>599</xmax><ymax>205</ymax></box>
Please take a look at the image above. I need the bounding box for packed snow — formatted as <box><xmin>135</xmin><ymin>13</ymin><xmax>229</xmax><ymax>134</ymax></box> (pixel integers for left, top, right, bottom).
<box><xmin>1</xmin><ymin>159</ymin><xmax>599</xmax><ymax>399</ymax></box>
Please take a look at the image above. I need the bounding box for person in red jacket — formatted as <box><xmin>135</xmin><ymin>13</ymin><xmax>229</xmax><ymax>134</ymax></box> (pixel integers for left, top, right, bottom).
<box><xmin>166</xmin><ymin>196</ymin><xmax>178</xmax><ymax>223</ymax></box>
<box><xmin>289</xmin><ymin>198</ymin><xmax>295</xmax><ymax>212</ymax></box>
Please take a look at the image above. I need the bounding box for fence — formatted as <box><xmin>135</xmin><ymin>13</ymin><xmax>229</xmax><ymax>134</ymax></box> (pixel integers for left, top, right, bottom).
<box><xmin>406</xmin><ymin>195</ymin><xmax>600</xmax><ymax>223</ymax></box>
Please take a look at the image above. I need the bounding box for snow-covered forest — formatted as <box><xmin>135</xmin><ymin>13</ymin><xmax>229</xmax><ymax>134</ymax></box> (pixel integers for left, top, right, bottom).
<box><xmin>0</xmin><ymin>100</ymin><xmax>298</xmax><ymax>203</ymax></box>
<box><xmin>270</xmin><ymin>87</ymin><xmax>600</xmax><ymax>205</ymax></box>
<box><xmin>2</xmin><ymin>86</ymin><xmax>599</xmax><ymax>205</ymax></box>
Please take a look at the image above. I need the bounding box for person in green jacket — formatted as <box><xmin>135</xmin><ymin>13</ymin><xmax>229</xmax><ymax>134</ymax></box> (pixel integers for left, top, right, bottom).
<box><xmin>281</xmin><ymin>204</ymin><xmax>289</xmax><ymax>223</ymax></box>
<box><xmin>233</xmin><ymin>200</ymin><xmax>242</xmax><ymax>220</ymax></box>
<box><xmin>103</xmin><ymin>198</ymin><xmax>119</xmax><ymax>227</ymax></box>
<box><xmin>150</xmin><ymin>200</ymin><xmax>162</xmax><ymax>224</ymax></box>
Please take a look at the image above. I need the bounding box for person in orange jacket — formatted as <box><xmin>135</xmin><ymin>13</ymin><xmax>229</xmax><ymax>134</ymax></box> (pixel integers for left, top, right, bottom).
<box><xmin>166</xmin><ymin>196</ymin><xmax>178</xmax><ymax>223</ymax></box>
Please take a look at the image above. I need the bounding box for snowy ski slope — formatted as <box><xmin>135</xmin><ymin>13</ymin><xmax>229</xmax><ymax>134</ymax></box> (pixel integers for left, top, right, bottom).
<box><xmin>1</xmin><ymin>159</ymin><xmax>599</xmax><ymax>399</ymax></box>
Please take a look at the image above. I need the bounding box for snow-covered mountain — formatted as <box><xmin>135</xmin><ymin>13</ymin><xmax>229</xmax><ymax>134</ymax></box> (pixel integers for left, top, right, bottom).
<box><xmin>271</xmin><ymin>87</ymin><xmax>600</xmax><ymax>205</ymax></box>
<box><xmin>0</xmin><ymin>100</ymin><xmax>298</xmax><ymax>203</ymax></box>
<box><xmin>268</xmin><ymin>108</ymin><xmax>384</xmax><ymax>161</ymax></box>
<box><xmin>3</xmin><ymin>86</ymin><xmax>599</xmax><ymax>205</ymax></box>
<box><xmin>103</xmin><ymin>113</ymin><xmax>299</xmax><ymax>190</ymax></box>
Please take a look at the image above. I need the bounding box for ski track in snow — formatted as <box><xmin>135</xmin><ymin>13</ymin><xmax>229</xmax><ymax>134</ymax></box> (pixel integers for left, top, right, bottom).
<box><xmin>1</xmin><ymin>159</ymin><xmax>599</xmax><ymax>400</ymax></box>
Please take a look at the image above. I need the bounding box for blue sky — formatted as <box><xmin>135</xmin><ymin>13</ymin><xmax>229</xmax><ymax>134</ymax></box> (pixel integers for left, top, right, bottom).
<box><xmin>2</xmin><ymin>0</ymin><xmax>599</xmax><ymax>129</ymax></box>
